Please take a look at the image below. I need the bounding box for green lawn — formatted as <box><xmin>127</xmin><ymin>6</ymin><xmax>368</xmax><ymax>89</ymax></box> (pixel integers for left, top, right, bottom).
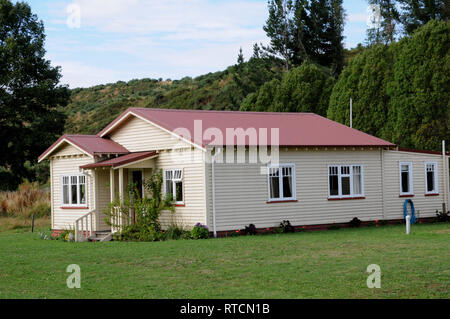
<box><xmin>0</xmin><ymin>223</ymin><xmax>449</xmax><ymax>298</ymax></box>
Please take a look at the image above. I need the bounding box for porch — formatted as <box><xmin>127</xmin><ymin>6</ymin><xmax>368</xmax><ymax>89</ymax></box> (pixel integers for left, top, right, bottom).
<box><xmin>76</xmin><ymin>151</ymin><xmax>158</xmax><ymax>241</ymax></box>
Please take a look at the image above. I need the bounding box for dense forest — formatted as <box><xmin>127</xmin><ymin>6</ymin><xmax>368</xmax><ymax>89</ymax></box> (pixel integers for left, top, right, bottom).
<box><xmin>1</xmin><ymin>0</ymin><xmax>449</xmax><ymax>189</ymax></box>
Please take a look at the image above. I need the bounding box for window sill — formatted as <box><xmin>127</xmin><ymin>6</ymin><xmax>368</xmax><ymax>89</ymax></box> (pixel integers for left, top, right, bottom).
<box><xmin>399</xmin><ymin>194</ymin><xmax>414</xmax><ymax>198</ymax></box>
<box><xmin>328</xmin><ymin>197</ymin><xmax>365</xmax><ymax>201</ymax></box>
<box><xmin>266</xmin><ymin>200</ymin><xmax>298</xmax><ymax>204</ymax></box>
<box><xmin>425</xmin><ymin>193</ymin><xmax>439</xmax><ymax>197</ymax></box>
<box><xmin>61</xmin><ymin>206</ymin><xmax>89</xmax><ymax>209</ymax></box>
<box><xmin>174</xmin><ymin>203</ymin><xmax>185</xmax><ymax>207</ymax></box>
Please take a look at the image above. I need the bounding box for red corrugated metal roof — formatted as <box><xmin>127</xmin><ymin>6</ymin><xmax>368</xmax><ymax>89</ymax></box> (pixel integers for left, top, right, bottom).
<box><xmin>38</xmin><ymin>134</ymin><xmax>129</xmax><ymax>162</ymax></box>
<box><xmin>99</xmin><ymin>108</ymin><xmax>395</xmax><ymax>148</ymax></box>
<box><xmin>80</xmin><ymin>151</ymin><xmax>157</xmax><ymax>169</ymax></box>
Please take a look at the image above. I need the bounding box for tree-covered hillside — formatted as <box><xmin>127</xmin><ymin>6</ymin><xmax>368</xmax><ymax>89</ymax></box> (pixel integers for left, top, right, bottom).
<box><xmin>61</xmin><ymin>57</ymin><xmax>285</xmax><ymax>135</ymax></box>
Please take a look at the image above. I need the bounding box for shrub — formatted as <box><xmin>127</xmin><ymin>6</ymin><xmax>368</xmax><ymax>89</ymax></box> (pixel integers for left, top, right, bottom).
<box><xmin>435</xmin><ymin>210</ymin><xmax>450</xmax><ymax>222</ymax></box>
<box><xmin>116</xmin><ymin>224</ymin><xmax>164</xmax><ymax>242</ymax></box>
<box><xmin>164</xmin><ymin>224</ymin><xmax>189</xmax><ymax>240</ymax></box>
<box><xmin>349</xmin><ymin>217</ymin><xmax>362</xmax><ymax>228</ymax></box>
<box><xmin>28</xmin><ymin>202</ymin><xmax>51</xmax><ymax>218</ymax></box>
<box><xmin>190</xmin><ymin>223</ymin><xmax>209</xmax><ymax>239</ymax></box>
<box><xmin>243</xmin><ymin>224</ymin><xmax>257</xmax><ymax>235</ymax></box>
<box><xmin>279</xmin><ymin>220</ymin><xmax>295</xmax><ymax>233</ymax></box>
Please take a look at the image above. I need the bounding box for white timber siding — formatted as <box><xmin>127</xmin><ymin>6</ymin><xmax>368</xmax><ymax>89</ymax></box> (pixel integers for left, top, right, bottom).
<box><xmin>205</xmin><ymin>148</ymin><xmax>448</xmax><ymax>231</ymax></box>
<box><xmin>50</xmin><ymin>144</ymin><xmax>95</xmax><ymax>230</ymax></box>
<box><xmin>383</xmin><ymin>150</ymin><xmax>446</xmax><ymax>219</ymax></box>
<box><xmin>107</xmin><ymin>115</ymin><xmax>191</xmax><ymax>151</ymax></box>
<box><xmin>156</xmin><ymin>149</ymin><xmax>207</xmax><ymax>228</ymax></box>
<box><xmin>205</xmin><ymin>148</ymin><xmax>385</xmax><ymax>231</ymax></box>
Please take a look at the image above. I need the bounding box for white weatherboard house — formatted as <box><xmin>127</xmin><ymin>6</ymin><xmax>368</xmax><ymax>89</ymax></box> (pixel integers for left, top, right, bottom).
<box><xmin>38</xmin><ymin>108</ymin><xmax>450</xmax><ymax>241</ymax></box>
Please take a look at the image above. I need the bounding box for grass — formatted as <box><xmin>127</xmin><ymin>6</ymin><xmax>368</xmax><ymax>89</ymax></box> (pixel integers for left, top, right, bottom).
<box><xmin>0</xmin><ymin>223</ymin><xmax>448</xmax><ymax>299</ymax></box>
<box><xmin>0</xmin><ymin>216</ymin><xmax>50</xmax><ymax>233</ymax></box>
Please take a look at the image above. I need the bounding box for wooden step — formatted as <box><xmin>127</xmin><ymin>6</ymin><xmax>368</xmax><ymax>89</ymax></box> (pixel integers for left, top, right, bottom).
<box><xmin>88</xmin><ymin>232</ymin><xmax>112</xmax><ymax>242</ymax></box>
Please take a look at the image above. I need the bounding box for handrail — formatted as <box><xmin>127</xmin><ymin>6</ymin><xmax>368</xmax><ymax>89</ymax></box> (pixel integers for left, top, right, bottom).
<box><xmin>74</xmin><ymin>210</ymin><xmax>96</xmax><ymax>242</ymax></box>
<box><xmin>111</xmin><ymin>206</ymin><xmax>132</xmax><ymax>234</ymax></box>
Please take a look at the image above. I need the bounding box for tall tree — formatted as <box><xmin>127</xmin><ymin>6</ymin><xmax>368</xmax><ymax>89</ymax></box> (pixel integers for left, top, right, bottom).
<box><xmin>0</xmin><ymin>0</ymin><xmax>70</xmax><ymax>190</ymax></box>
<box><xmin>302</xmin><ymin>0</ymin><xmax>345</xmax><ymax>75</ymax></box>
<box><xmin>263</xmin><ymin>0</ymin><xmax>345</xmax><ymax>76</ymax></box>
<box><xmin>399</xmin><ymin>0</ymin><xmax>449</xmax><ymax>34</ymax></box>
<box><xmin>263</xmin><ymin>0</ymin><xmax>297</xmax><ymax>70</ymax></box>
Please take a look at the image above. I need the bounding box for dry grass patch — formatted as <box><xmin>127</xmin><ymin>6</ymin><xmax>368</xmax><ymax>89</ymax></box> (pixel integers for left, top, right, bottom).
<box><xmin>0</xmin><ymin>181</ymin><xmax>50</xmax><ymax>218</ymax></box>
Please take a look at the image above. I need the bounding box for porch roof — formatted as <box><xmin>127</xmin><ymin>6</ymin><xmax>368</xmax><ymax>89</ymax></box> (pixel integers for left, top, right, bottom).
<box><xmin>80</xmin><ymin>151</ymin><xmax>158</xmax><ymax>169</ymax></box>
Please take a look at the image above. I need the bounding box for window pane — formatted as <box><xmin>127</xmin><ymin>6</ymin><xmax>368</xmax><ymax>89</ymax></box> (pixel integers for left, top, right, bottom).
<box><xmin>329</xmin><ymin>175</ymin><xmax>339</xmax><ymax>196</ymax></box>
<box><xmin>282</xmin><ymin>175</ymin><xmax>292</xmax><ymax>198</ymax></box>
<box><xmin>71</xmin><ymin>184</ymin><xmax>78</xmax><ymax>204</ymax></box>
<box><xmin>166</xmin><ymin>180</ymin><xmax>173</xmax><ymax>199</ymax></box>
<box><xmin>401</xmin><ymin>171</ymin><xmax>409</xmax><ymax>193</ymax></box>
<box><xmin>341</xmin><ymin>176</ymin><xmax>350</xmax><ymax>195</ymax></box>
<box><xmin>270</xmin><ymin>175</ymin><xmax>280</xmax><ymax>199</ymax></box>
<box><xmin>63</xmin><ymin>185</ymin><xmax>69</xmax><ymax>204</ymax></box>
<box><xmin>341</xmin><ymin>166</ymin><xmax>350</xmax><ymax>175</ymax></box>
<box><xmin>79</xmin><ymin>184</ymin><xmax>86</xmax><ymax>204</ymax></box>
<box><xmin>175</xmin><ymin>181</ymin><xmax>183</xmax><ymax>202</ymax></box>
<box><xmin>427</xmin><ymin>171</ymin><xmax>434</xmax><ymax>192</ymax></box>
<box><xmin>174</xmin><ymin>169</ymin><xmax>182</xmax><ymax>180</ymax></box>
<box><xmin>353</xmin><ymin>166</ymin><xmax>362</xmax><ymax>195</ymax></box>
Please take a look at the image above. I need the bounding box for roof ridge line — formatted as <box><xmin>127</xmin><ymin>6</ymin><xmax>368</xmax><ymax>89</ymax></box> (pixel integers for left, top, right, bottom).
<box><xmin>131</xmin><ymin>107</ymin><xmax>316</xmax><ymax>116</ymax></box>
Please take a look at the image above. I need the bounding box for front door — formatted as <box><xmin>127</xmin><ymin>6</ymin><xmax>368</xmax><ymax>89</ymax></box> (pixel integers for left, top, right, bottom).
<box><xmin>131</xmin><ymin>170</ymin><xmax>143</xmax><ymax>199</ymax></box>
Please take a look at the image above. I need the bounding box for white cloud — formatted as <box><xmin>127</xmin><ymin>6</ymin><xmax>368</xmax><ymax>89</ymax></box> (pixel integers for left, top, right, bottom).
<box><xmin>44</xmin><ymin>0</ymin><xmax>270</xmax><ymax>87</ymax></box>
<box><xmin>52</xmin><ymin>60</ymin><xmax>124</xmax><ymax>88</ymax></box>
<box><xmin>63</xmin><ymin>0</ymin><xmax>267</xmax><ymax>41</ymax></box>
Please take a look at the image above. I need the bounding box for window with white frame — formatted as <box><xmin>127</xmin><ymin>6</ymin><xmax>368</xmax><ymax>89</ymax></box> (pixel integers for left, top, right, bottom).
<box><xmin>164</xmin><ymin>169</ymin><xmax>183</xmax><ymax>204</ymax></box>
<box><xmin>62</xmin><ymin>175</ymin><xmax>86</xmax><ymax>206</ymax></box>
<box><xmin>425</xmin><ymin>162</ymin><xmax>438</xmax><ymax>194</ymax></box>
<box><xmin>267</xmin><ymin>164</ymin><xmax>296</xmax><ymax>201</ymax></box>
<box><xmin>328</xmin><ymin>165</ymin><xmax>364</xmax><ymax>198</ymax></box>
<box><xmin>399</xmin><ymin>162</ymin><xmax>413</xmax><ymax>195</ymax></box>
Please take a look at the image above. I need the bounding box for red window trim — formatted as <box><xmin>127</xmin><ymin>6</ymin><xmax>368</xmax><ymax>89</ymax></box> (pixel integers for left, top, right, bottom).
<box><xmin>266</xmin><ymin>200</ymin><xmax>298</xmax><ymax>204</ymax></box>
<box><xmin>425</xmin><ymin>193</ymin><xmax>439</xmax><ymax>197</ymax></box>
<box><xmin>328</xmin><ymin>196</ymin><xmax>365</xmax><ymax>201</ymax></box>
<box><xmin>61</xmin><ymin>206</ymin><xmax>89</xmax><ymax>209</ymax></box>
<box><xmin>175</xmin><ymin>203</ymin><xmax>185</xmax><ymax>207</ymax></box>
<box><xmin>399</xmin><ymin>194</ymin><xmax>414</xmax><ymax>198</ymax></box>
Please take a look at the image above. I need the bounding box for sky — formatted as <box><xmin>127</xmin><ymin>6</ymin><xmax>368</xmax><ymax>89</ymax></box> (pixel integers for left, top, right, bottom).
<box><xmin>24</xmin><ymin>0</ymin><xmax>372</xmax><ymax>88</ymax></box>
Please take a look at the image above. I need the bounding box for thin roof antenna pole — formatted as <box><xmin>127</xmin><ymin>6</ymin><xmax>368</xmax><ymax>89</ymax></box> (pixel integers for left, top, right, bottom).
<box><xmin>350</xmin><ymin>97</ymin><xmax>353</xmax><ymax>128</ymax></box>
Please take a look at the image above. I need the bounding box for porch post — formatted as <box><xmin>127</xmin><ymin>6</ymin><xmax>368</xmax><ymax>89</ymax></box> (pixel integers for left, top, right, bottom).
<box><xmin>118</xmin><ymin>168</ymin><xmax>124</xmax><ymax>201</ymax></box>
<box><xmin>110</xmin><ymin>168</ymin><xmax>115</xmax><ymax>202</ymax></box>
